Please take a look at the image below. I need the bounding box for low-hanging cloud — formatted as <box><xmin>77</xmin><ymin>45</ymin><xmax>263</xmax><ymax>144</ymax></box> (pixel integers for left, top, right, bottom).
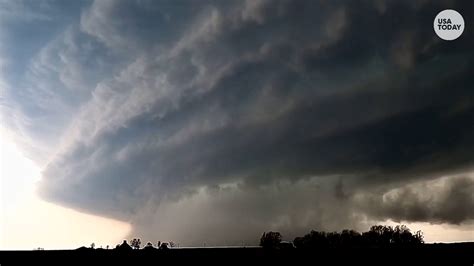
<box><xmin>356</xmin><ymin>175</ymin><xmax>474</xmax><ymax>225</ymax></box>
<box><xmin>1</xmin><ymin>0</ymin><xmax>472</xmax><ymax>244</ymax></box>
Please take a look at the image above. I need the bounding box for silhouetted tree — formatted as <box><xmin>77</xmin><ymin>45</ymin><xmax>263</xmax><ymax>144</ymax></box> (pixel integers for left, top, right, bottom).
<box><xmin>90</xmin><ymin>243</ymin><xmax>95</xmax><ymax>249</ymax></box>
<box><xmin>414</xmin><ymin>230</ymin><xmax>424</xmax><ymax>244</ymax></box>
<box><xmin>159</xmin><ymin>242</ymin><xmax>169</xmax><ymax>250</ymax></box>
<box><xmin>391</xmin><ymin>225</ymin><xmax>424</xmax><ymax>246</ymax></box>
<box><xmin>292</xmin><ymin>225</ymin><xmax>423</xmax><ymax>249</ymax></box>
<box><xmin>143</xmin><ymin>242</ymin><xmax>155</xmax><ymax>250</ymax></box>
<box><xmin>340</xmin><ymin>229</ymin><xmax>361</xmax><ymax>247</ymax></box>
<box><xmin>116</xmin><ymin>240</ymin><xmax>132</xmax><ymax>252</ymax></box>
<box><xmin>260</xmin><ymin>232</ymin><xmax>282</xmax><ymax>249</ymax></box>
<box><xmin>131</xmin><ymin>238</ymin><xmax>141</xmax><ymax>249</ymax></box>
<box><xmin>293</xmin><ymin>230</ymin><xmax>328</xmax><ymax>248</ymax></box>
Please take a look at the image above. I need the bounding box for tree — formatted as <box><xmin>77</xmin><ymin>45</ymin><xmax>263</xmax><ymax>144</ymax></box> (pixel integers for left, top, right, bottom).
<box><xmin>340</xmin><ymin>229</ymin><xmax>361</xmax><ymax>246</ymax></box>
<box><xmin>90</xmin><ymin>243</ymin><xmax>95</xmax><ymax>249</ymax></box>
<box><xmin>159</xmin><ymin>242</ymin><xmax>169</xmax><ymax>250</ymax></box>
<box><xmin>289</xmin><ymin>225</ymin><xmax>424</xmax><ymax>249</ymax></box>
<box><xmin>116</xmin><ymin>240</ymin><xmax>132</xmax><ymax>252</ymax></box>
<box><xmin>130</xmin><ymin>238</ymin><xmax>141</xmax><ymax>249</ymax></box>
<box><xmin>260</xmin><ymin>231</ymin><xmax>282</xmax><ymax>249</ymax></box>
<box><xmin>414</xmin><ymin>230</ymin><xmax>424</xmax><ymax>244</ymax></box>
<box><xmin>144</xmin><ymin>242</ymin><xmax>155</xmax><ymax>250</ymax></box>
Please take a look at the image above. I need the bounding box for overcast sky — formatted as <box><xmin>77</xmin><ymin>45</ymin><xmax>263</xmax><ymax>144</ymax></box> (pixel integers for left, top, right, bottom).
<box><xmin>0</xmin><ymin>0</ymin><xmax>473</xmax><ymax>247</ymax></box>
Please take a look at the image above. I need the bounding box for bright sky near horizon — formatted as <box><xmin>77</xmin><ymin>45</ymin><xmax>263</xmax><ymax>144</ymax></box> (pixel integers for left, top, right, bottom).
<box><xmin>0</xmin><ymin>130</ymin><xmax>130</xmax><ymax>250</ymax></box>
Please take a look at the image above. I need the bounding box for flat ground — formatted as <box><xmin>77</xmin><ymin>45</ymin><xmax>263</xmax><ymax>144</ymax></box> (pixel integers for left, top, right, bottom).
<box><xmin>0</xmin><ymin>243</ymin><xmax>473</xmax><ymax>265</ymax></box>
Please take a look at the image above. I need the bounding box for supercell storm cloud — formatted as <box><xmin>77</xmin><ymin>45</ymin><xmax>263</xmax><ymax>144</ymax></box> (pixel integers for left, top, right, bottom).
<box><xmin>1</xmin><ymin>0</ymin><xmax>473</xmax><ymax>245</ymax></box>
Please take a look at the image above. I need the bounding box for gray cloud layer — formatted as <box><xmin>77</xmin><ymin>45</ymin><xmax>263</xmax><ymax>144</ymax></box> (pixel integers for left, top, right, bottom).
<box><xmin>2</xmin><ymin>0</ymin><xmax>472</xmax><ymax>244</ymax></box>
<box><xmin>356</xmin><ymin>175</ymin><xmax>474</xmax><ymax>224</ymax></box>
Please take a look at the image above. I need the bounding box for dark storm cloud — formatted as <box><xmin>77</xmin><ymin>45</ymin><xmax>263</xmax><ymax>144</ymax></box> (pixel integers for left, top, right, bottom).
<box><xmin>30</xmin><ymin>0</ymin><xmax>474</xmax><ymax>243</ymax></box>
<box><xmin>357</xmin><ymin>175</ymin><xmax>474</xmax><ymax>224</ymax></box>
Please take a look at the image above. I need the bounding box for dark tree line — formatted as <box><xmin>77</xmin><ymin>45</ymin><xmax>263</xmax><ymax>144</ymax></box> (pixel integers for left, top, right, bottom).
<box><xmin>261</xmin><ymin>225</ymin><xmax>424</xmax><ymax>249</ymax></box>
<box><xmin>260</xmin><ymin>232</ymin><xmax>282</xmax><ymax>248</ymax></box>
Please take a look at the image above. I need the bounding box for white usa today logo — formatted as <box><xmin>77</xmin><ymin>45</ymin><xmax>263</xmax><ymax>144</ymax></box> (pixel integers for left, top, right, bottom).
<box><xmin>434</xmin><ymin>9</ymin><xmax>464</xmax><ymax>41</ymax></box>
